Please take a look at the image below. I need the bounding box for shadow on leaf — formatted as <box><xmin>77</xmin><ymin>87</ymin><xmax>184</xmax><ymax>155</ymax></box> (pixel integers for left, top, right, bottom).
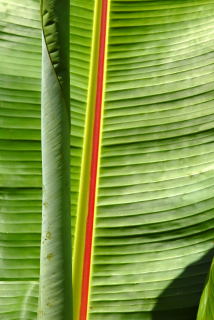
<box><xmin>152</xmin><ymin>248</ymin><xmax>214</xmax><ymax>320</ymax></box>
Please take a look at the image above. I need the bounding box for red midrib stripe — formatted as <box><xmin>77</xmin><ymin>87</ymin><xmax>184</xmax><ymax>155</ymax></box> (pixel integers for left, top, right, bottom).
<box><xmin>79</xmin><ymin>0</ymin><xmax>108</xmax><ymax>319</ymax></box>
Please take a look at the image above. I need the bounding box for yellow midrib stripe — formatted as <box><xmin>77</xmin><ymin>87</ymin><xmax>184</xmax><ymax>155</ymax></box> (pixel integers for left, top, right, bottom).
<box><xmin>86</xmin><ymin>1</ymin><xmax>111</xmax><ymax>318</ymax></box>
<box><xmin>72</xmin><ymin>0</ymin><xmax>103</xmax><ymax>319</ymax></box>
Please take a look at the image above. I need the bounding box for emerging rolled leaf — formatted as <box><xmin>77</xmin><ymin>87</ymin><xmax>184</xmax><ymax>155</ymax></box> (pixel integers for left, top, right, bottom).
<box><xmin>39</xmin><ymin>0</ymin><xmax>72</xmax><ymax>319</ymax></box>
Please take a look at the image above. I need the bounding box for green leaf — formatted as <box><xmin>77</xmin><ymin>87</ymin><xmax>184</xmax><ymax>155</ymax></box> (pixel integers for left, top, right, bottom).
<box><xmin>0</xmin><ymin>0</ymin><xmax>41</xmax><ymax>319</ymax></box>
<box><xmin>197</xmin><ymin>259</ymin><xmax>214</xmax><ymax>320</ymax></box>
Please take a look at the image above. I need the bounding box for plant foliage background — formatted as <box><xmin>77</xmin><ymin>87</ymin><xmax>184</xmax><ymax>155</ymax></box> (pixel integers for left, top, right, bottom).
<box><xmin>0</xmin><ymin>0</ymin><xmax>214</xmax><ymax>319</ymax></box>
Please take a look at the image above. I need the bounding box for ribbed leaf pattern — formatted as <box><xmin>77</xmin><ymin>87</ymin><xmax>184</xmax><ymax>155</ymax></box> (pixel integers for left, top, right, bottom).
<box><xmin>0</xmin><ymin>1</ymin><xmax>41</xmax><ymax>319</ymax></box>
<box><xmin>89</xmin><ymin>1</ymin><xmax>214</xmax><ymax>319</ymax></box>
<box><xmin>70</xmin><ymin>0</ymin><xmax>95</xmax><ymax>235</ymax></box>
<box><xmin>1</xmin><ymin>0</ymin><xmax>214</xmax><ymax>319</ymax></box>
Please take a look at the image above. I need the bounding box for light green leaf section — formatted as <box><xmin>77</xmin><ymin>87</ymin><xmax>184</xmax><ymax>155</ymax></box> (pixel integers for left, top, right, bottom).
<box><xmin>38</xmin><ymin>0</ymin><xmax>72</xmax><ymax>320</ymax></box>
<box><xmin>70</xmin><ymin>0</ymin><xmax>96</xmax><ymax>237</ymax></box>
<box><xmin>197</xmin><ymin>259</ymin><xmax>214</xmax><ymax>320</ymax></box>
<box><xmin>88</xmin><ymin>1</ymin><xmax>214</xmax><ymax>319</ymax></box>
<box><xmin>0</xmin><ymin>0</ymin><xmax>41</xmax><ymax>319</ymax></box>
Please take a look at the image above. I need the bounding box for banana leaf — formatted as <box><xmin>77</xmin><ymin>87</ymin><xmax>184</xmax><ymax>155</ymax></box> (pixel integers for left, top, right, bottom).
<box><xmin>72</xmin><ymin>1</ymin><xmax>214</xmax><ymax>319</ymax></box>
<box><xmin>0</xmin><ymin>0</ymin><xmax>41</xmax><ymax>319</ymax></box>
<box><xmin>0</xmin><ymin>0</ymin><xmax>214</xmax><ymax>320</ymax></box>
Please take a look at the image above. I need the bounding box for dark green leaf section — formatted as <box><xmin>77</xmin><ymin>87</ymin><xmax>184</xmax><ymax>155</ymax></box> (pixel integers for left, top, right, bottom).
<box><xmin>89</xmin><ymin>1</ymin><xmax>214</xmax><ymax>319</ymax></box>
<box><xmin>41</xmin><ymin>0</ymin><xmax>70</xmax><ymax>103</ymax></box>
<box><xmin>39</xmin><ymin>0</ymin><xmax>72</xmax><ymax>320</ymax></box>
<box><xmin>0</xmin><ymin>1</ymin><xmax>41</xmax><ymax>319</ymax></box>
<box><xmin>197</xmin><ymin>259</ymin><xmax>214</xmax><ymax>320</ymax></box>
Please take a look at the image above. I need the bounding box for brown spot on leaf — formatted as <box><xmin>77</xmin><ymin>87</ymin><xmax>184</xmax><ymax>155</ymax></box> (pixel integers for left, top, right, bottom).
<box><xmin>47</xmin><ymin>253</ymin><xmax>54</xmax><ymax>260</ymax></box>
<box><xmin>47</xmin><ymin>301</ymin><xmax>53</xmax><ymax>307</ymax></box>
<box><xmin>45</xmin><ymin>232</ymin><xmax>52</xmax><ymax>240</ymax></box>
